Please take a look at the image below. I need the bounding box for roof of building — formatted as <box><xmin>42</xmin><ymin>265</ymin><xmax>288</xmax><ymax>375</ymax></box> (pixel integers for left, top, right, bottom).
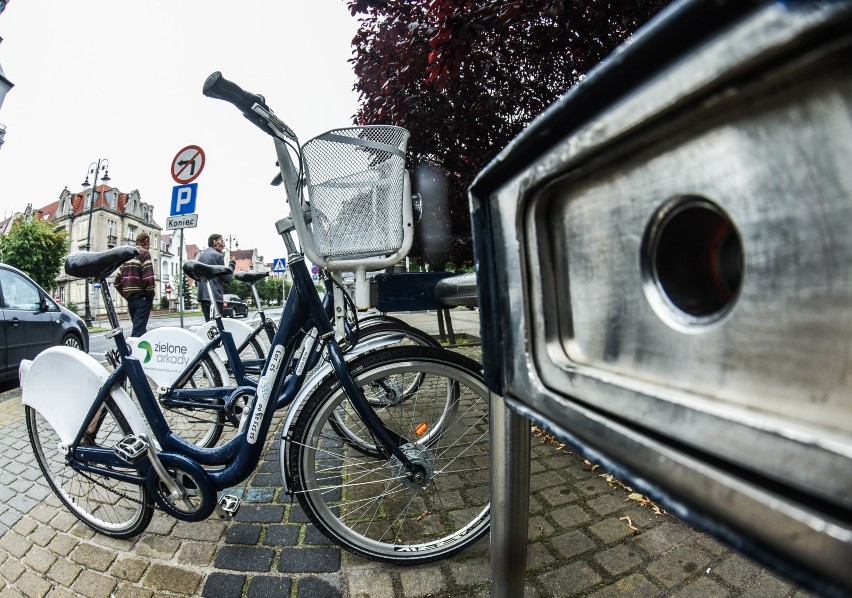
<box><xmin>36</xmin><ymin>184</ymin><xmax>162</xmax><ymax>229</ymax></box>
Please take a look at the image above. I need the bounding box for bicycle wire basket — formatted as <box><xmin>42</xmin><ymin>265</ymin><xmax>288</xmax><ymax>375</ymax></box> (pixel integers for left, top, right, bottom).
<box><xmin>300</xmin><ymin>126</ymin><xmax>410</xmax><ymax>262</ymax></box>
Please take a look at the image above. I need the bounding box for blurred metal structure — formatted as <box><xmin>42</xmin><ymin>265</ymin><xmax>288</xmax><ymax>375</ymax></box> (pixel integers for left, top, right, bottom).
<box><xmin>470</xmin><ymin>0</ymin><xmax>852</xmax><ymax>595</ymax></box>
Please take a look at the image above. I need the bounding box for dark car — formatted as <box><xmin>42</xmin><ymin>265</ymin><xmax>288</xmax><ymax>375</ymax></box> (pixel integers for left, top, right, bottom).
<box><xmin>0</xmin><ymin>263</ymin><xmax>89</xmax><ymax>383</ymax></box>
<box><xmin>222</xmin><ymin>293</ymin><xmax>248</xmax><ymax>318</ymax></box>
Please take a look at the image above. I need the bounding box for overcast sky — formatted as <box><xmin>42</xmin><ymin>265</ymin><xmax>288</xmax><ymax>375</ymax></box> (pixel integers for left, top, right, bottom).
<box><xmin>0</xmin><ymin>0</ymin><xmax>361</xmax><ymax>263</ymax></box>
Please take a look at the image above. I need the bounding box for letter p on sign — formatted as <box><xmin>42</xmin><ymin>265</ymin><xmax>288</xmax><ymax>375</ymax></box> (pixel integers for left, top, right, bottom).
<box><xmin>171</xmin><ymin>183</ymin><xmax>198</xmax><ymax>216</ymax></box>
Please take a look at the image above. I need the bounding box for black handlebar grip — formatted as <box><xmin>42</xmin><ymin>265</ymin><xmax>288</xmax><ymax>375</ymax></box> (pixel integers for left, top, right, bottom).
<box><xmin>203</xmin><ymin>71</ymin><xmax>266</xmax><ymax>113</ymax></box>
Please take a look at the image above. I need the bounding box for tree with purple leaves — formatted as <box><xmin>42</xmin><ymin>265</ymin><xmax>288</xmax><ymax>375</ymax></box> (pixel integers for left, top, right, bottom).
<box><xmin>347</xmin><ymin>0</ymin><xmax>671</xmax><ymax>268</ymax></box>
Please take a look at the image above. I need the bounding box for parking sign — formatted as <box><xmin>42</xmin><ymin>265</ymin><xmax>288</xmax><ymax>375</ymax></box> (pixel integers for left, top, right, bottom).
<box><xmin>171</xmin><ymin>183</ymin><xmax>198</xmax><ymax>216</ymax></box>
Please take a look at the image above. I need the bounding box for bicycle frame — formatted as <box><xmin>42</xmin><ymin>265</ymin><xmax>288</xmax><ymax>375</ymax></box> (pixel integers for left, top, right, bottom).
<box><xmin>81</xmin><ymin>250</ymin><xmax>416</xmax><ymax>495</ymax></box>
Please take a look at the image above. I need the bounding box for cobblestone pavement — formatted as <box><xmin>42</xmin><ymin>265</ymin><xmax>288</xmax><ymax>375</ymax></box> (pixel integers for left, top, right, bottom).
<box><xmin>0</xmin><ymin>309</ymin><xmax>816</xmax><ymax>598</ymax></box>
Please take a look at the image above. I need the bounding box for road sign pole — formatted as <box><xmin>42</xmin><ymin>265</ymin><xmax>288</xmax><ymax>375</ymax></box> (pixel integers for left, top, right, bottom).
<box><xmin>179</xmin><ymin>228</ymin><xmax>185</xmax><ymax>329</ymax></box>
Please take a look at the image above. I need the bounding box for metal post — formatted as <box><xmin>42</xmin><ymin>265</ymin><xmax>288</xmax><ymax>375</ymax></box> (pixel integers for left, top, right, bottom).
<box><xmin>81</xmin><ymin>158</ymin><xmax>110</xmax><ymax>327</ymax></box>
<box><xmin>178</xmin><ymin>228</ymin><xmax>185</xmax><ymax>328</ymax></box>
<box><xmin>490</xmin><ymin>393</ymin><xmax>531</xmax><ymax>598</ymax></box>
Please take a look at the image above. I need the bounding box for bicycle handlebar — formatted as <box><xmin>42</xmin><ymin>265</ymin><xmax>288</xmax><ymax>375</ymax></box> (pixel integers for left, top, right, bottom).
<box><xmin>203</xmin><ymin>71</ymin><xmax>277</xmax><ymax>136</ymax></box>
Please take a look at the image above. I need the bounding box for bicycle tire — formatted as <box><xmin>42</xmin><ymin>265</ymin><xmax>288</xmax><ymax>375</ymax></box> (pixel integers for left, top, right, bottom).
<box><xmin>26</xmin><ymin>399</ymin><xmax>154</xmax><ymax>539</ymax></box>
<box><xmin>287</xmin><ymin>346</ymin><xmax>491</xmax><ymax>563</ymax></box>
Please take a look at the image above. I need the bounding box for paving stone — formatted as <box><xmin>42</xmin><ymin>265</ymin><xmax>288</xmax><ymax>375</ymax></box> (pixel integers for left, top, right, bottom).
<box><xmin>178</xmin><ymin>541</ymin><xmax>217</xmax><ymax>566</ymax></box>
<box><xmin>739</xmin><ymin>570</ymin><xmax>798</xmax><ymax>598</ymax></box>
<box><xmin>647</xmin><ymin>546</ymin><xmax>712</xmax><ymax>588</ymax></box>
<box><xmin>246</xmin><ymin>575</ymin><xmax>291</xmax><ymax>598</ymax></box>
<box><xmin>215</xmin><ymin>546</ymin><xmax>275</xmax><ymax>572</ymax></box>
<box><xmin>72</xmin><ymin>570</ymin><xmax>117</xmax><ymax>598</ymax></box>
<box><xmin>586</xmin><ymin>493</ymin><xmax>627</xmax><ymax>516</ymax></box>
<box><xmin>48</xmin><ymin>512</ymin><xmax>78</xmax><ymax>534</ymax></box>
<box><xmin>549</xmin><ymin>504</ymin><xmax>592</xmax><ymax>529</ymax></box>
<box><xmin>0</xmin><ymin>558</ymin><xmax>26</xmax><ymax>583</ymax></box>
<box><xmin>226</xmin><ymin>524</ymin><xmax>263</xmax><ymax>545</ymax></box>
<box><xmin>112</xmin><ymin>557</ymin><xmax>149</xmax><ymax>583</ymax></box>
<box><xmin>27</xmin><ymin>505</ymin><xmax>55</xmax><ymax>525</ymax></box>
<box><xmin>670</xmin><ymin>575</ymin><xmax>730</xmax><ymax>598</ymax></box>
<box><xmin>46</xmin><ymin>534</ymin><xmax>78</xmax><ymax>557</ymax></box>
<box><xmin>538</xmin><ymin>485</ymin><xmax>579</xmax><ymax>508</ymax></box>
<box><xmin>70</xmin><ymin>542</ymin><xmax>116</xmax><ymax>572</ymax></box>
<box><xmin>298</xmin><ymin>575</ymin><xmax>342</xmax><ymax>598</ymax></box>
<box><xmin>347</xmin><ymin>567</ymin><xmax>395</xmax><ymax>598</ymax></box>
<box><xmin>143</xmin><ymin>564</ymin><xmax>203</xmax><ymax>595</ymax></box>
<box><xmin>304</xmin><ymin>525</ymin><xmax>335</xmax><ymax>546</ymax></box>
<box><xmin>16</xmin><ymin>570</ymin><xmax>52</xmax><ymax>598</ymax></box>
<box><xmin>21</xmin><ymin>545</ymin><xmax>56</xmax><ymax>574</ymax></box>
<box><xmin>589</xmin><ymin>516</ymin><xmax>639</xmax><ymax>543</ymax></box>
<box><xmin>399</xmin><ymin>563</ymin><xmax>448</xmax><ymax>597</ymax></box>
<box><xmin>112</xmin><ymin>585</ymin><xmax>155</xmax><ymax>598</ymax></box>
<box><xmin>263</xmin><ymin>525</ymin><xmax>300</xmax><ymax>546</ymax></box>
<box><xmin>243</xmin><ymin>487</ymin><xmax>275</xmax><ymax>503</ymax></box>
<box><xmin>594</xmin><ymin>543</ymin><xmax>644</xmax><ymax>575</ymax></box>
<box><xmin>287</xmin><ymin>505</ymin><xmax>312</xmax><ymax>524</ymax></box>
<box><xmin>278</xmin><ymin>548</ymin><xmax>341</xmax><ymax>573</ymax></box>
<box><xmin>12</xmin><ymin>517</ymin><xmax>39</xmax><ymax>537</ymax></box>
<box><xmin>586</xmin><ymin>573</ymin><xmax>663</xmax><ymax>598</ymax></box>
<box><xmin>235</xmin><ymin>504</ymin><xmax>286</xmax><ymax>524</ymax></box>
<box><xmin>134</xmin><ymin>534</ymin><xmax>180</xmax><ymax>560</ymax></box>
<box><xmin>201</xmin><ymin>572</ymin><xmax>247</xmax><ymax>598</ymax></box>
<box><xmin>252</xmin><ymin>472</ymin><xmax>282</xmax><ymax>486</ymax></box>
<box><xmin>712</xmin><ymin>553</ymin><xmax>761</xmax><ymax>586</ymax></box>
<box><xmin>525</xmin><ymin>541</ymin><xmax>556</xmax><ymax>572</ymax></box>
<box><xmin>526</xmin><ymin>515</ymin><xmax>556</xmax><ymax>541</ymax></box>
<box><xmin>449</xmin><ymin>557</ymin><xmax>490</xmax><ymax>587</ymax></box>
<box><xmin>27</xmin><ymin>526</ymin><xmax>57</xmax><ymax>548</ymax></box>
<box><xmin>551</xmin><ymin>529</ymin><xmax>597</xmax><ymax>559</ymax></box>
<box><xmin>171</xmin><ymin>520</ymin><xmax>226</xmax><ymax>541</ymax></box>
<box><xmin>0</xmin><ymin>531</ymin><xmax>30</xmax><ymax>559</ymax></box>
<box><xmin>539</xmin><ymin>560</ymin><xmax>602</xmax><ymax>596</ymax></box>
<box><xmin>634</xmin><ymin>521</ymin><xmax>695</xmax><ymax>556</ymax></box>
<box><xmin>144</xmin><ymin>515</ymin><xmax>177</xmax><ymax>536</ymax></box>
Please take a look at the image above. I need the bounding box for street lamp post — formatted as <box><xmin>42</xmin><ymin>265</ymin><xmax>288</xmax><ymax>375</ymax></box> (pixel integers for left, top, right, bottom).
<box><xmin>224</xmin><ymin>234</ymin><xmax>238</xmax><ymax>264</ymax></box>
<box><xmin>81</xmin><ymin>158</ymin><xmax>110</xmax><ymax>327</ymax></box>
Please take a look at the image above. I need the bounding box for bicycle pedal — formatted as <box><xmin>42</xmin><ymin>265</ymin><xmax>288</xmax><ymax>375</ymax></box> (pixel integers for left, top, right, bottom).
<box><xmin>113</xmin><ymin>435</ymin><xmax>149</xmax><ymax>464</ymax></box>
<box><xmin>215</xmin><ymin>494</ymin><xmax>241</xmax><ymax>519</ymax></box>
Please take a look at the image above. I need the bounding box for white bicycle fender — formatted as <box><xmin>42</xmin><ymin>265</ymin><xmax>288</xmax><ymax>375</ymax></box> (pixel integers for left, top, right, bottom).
<box><xmin>193</xmin><ymin>319</ymin><xmax>263</xmax><ymax>364</ymax></box>
<box><xmin>20</xmin><ymin>347</ymin><xmax>150</xmax><ymax>446</ymax></box>
<box><xmin>130</xmin><ymin>327</ymin><xmax>230</xmax><ymax>390</ymax></box>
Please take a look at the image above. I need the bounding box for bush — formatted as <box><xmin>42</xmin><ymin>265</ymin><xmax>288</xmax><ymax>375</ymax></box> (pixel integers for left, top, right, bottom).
<box><xmin>159</xmin><ymin>297</ymin><xmax>169</xmax><ymax>309</ymax></box>
<box><xmin>66</xmin><ymin>300</ymin><xmax>79</xmax><ymax>314</ymax></box>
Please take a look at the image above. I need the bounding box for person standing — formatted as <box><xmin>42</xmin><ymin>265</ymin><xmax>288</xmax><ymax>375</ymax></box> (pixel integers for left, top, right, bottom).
<box><xmin>114</xmin><ymin>231</ymin><xmax>156</xmax><ymax>337</ymax></box>
<box><xmin>197</xmin><ymin>233</ymin><xmax>235</xmax><ymax>321</ymax></box>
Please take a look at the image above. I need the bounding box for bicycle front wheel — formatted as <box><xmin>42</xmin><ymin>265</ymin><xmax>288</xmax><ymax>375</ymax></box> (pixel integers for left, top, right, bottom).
<box><xmin>26</xmin><ymin>399</ymin><xmax>154</xmax><ymax>538</ymax></box>
<box><xmin>288</xmin><ymin>346</ymin><xmax>491</xmax><ymax>564</ymax></box>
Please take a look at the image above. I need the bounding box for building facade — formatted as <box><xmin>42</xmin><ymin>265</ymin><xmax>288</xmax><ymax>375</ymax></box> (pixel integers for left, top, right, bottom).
<box><xmin>37</xmin><ymin>184</ymin><xmax>162</xmax><ymax>318</ymax></box>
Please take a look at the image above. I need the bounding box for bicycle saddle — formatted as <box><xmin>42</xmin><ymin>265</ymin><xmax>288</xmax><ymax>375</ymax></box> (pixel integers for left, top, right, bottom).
<box><xmin>65</xmin><ymin>246</ymin><xmax>139</xmax><ymax>280</ymax></box>
<box><xmin>183</xmin><ymin>260</ymin><xmax>232</xmax><ymax>281</ymax></box>
<box><xmin>235</xmin><ymin>271</ymin><xmax>269</xmax><ymax>284</ymax></box>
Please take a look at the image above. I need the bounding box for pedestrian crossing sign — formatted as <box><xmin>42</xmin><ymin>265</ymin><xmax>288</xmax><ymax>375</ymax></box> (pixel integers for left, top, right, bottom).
<box><xmin>272</xmin><ymin>258</ymin><xmax>287</xmax><ymax>272</ymax></box>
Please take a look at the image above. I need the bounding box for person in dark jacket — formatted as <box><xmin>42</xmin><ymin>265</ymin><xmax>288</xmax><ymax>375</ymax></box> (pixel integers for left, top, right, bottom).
<box><xmin>197</xmin><ymin>233</ymin><xmax>235</xmax><ymax>321</ymax></box>
<box><xmin>114</xmin><ymin>231</ymin><xmax>156</xmax><ymax>336</ymax></box>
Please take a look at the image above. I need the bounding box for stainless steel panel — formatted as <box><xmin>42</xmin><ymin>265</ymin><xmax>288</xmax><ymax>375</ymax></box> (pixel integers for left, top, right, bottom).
<box><xmin>472</xmin><ymin>1</ymin><xmax>852</xmax><ymax>593</ymax></box>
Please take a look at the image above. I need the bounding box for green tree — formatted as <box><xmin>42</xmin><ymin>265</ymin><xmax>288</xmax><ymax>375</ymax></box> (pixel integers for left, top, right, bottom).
<box><xmin>0</xmin><ymin>216</ymin><xmax>69</xmax><ymax>290</ymax></box>
<box><xmin>256</xmin><ymin>276</ymin><xmax>284</xmax><ymax>306</ymax></box>
<box><xmin>347</xmin><ymin>0</ymin><xmax>672</xmax><ymax>266</ymax></box>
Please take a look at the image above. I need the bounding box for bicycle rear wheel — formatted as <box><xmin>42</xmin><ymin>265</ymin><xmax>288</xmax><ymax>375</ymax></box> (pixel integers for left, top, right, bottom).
<box><xmin>288</xmin><ymin>346</ymin><xmax>491</xmax><ymax>563</ymax></box>
<box><xmin>26</xmin><ymin>399</ymin><xmax>154</xmax><ymax>538</ymax></box>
